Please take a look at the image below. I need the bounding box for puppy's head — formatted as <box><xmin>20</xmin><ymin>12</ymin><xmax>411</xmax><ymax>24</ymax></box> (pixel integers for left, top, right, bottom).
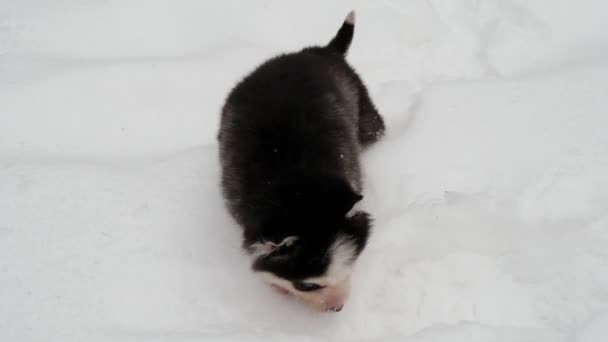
<box><xmin>244</xmin><ymin>177</ymin><xmax>371</xmax><ymax>312</ymax></box>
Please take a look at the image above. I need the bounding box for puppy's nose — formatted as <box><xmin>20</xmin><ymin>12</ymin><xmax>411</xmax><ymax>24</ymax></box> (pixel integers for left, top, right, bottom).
<box><xmin>327</xmin><ymin>304</ymin><xmax>344</xmax><ymax>312</ymax></box>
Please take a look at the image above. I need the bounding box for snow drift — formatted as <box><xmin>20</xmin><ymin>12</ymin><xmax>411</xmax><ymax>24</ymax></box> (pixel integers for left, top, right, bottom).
<box><xmin>1</xmin><ymin>1</ymin><xmax>608</xmax><ymax>341</ymax></box>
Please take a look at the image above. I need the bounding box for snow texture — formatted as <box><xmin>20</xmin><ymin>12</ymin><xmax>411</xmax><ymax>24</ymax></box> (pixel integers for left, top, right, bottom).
<box><xmin>1</xmin><ymin>1</ymin><xmax>608</xmax><ymax>341</ymax></box>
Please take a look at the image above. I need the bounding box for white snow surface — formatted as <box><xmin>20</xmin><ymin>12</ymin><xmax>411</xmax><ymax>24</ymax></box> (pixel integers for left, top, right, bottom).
<box><xmin>1</xmin><ymin>1</ymin><xmax>608</xmax><ymax>341</ymax></box>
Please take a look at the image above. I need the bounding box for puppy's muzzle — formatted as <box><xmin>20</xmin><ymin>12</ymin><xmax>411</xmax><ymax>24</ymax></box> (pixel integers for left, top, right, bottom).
<box><xmin>298</xmin><ymin>278</ymin><xmax>351</xmax><ymax>313</ymax></box>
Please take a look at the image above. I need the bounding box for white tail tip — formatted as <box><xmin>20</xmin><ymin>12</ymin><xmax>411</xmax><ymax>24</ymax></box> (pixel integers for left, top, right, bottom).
<box><xmin>345</xmin><ymin>10</ymin><xmax>355</xmax><ymax>25</ymax></box>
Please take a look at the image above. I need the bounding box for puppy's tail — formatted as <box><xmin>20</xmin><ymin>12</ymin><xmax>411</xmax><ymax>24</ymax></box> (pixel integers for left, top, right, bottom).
<box><xmin>327</xmin><ymin>11</ymin><xmax>355</xmax><ymax>55</ymax></box>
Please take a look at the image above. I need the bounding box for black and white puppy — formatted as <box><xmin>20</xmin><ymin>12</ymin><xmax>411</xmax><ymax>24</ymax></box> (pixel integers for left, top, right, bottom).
<box><xmin>218</xmin><ymin>11</ymin><xmax>384</xmax><ymax>312</ymax></box>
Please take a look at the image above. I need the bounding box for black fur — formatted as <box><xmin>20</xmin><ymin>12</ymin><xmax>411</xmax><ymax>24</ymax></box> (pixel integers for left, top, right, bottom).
<box><xmin>218</xmin><ymin>13</ymin><xmax>384</xmax><ymax>280</ymax></box>
<box><xmin>328</xmin><ymin>17</ymin><xmax>354</xmax><ymax>54</ymax></box>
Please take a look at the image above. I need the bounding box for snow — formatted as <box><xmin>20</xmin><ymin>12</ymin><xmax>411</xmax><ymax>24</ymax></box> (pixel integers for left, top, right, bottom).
<box><xmin>576</xmin><ymin>311</ymin><xmax>608</xmax><ymax>342</ymax></box>
<box><xmin>1</xmin><ymin>1</ymin><xmax>608</xmax><ymax>341</ymax></box>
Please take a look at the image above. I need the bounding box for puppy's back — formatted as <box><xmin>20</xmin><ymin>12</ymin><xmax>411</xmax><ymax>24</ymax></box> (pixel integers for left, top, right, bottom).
<box><xmin>220</xmin><ymin>50</ymin><xmax>361</xmax><ymax>224</ymax></box>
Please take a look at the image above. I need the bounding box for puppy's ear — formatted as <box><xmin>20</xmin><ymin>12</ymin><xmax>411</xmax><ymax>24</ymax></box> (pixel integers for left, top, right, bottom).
<box><xmin>341</xmin><ymin>191</ymin><xmax>363</xmax><ymax>215</ymax></box>
<box><xmin>328</xmin><ymin>180</ymin><xmax>363</xmax><ymax>215</ymax></box>
<box><xmin>248</xmin><ymin>236</ymin><xmax>299</xmax><ymax>258</ymax></box>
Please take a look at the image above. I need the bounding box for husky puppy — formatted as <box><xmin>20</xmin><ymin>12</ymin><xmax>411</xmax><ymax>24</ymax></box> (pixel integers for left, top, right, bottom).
<box><xmin>218</xmin><ymin>11</ymin><xmax>384</xmax><ymax>312</ymax></box>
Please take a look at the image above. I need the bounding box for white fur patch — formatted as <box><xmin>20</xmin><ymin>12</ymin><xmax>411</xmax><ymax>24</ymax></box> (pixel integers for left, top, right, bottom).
<box><xmin>257</xmin><ymin>271</ymin><xmax>295</xmax><ymax>291</ymax></box>
<box><xmin>345</xmin><ymin>10</ymin><xmax>355</xmax><ymax>25</ymax></box>
<box><xmin>249</xmin><ymin>236</ymin><xmax>299</xmax><ymax>258</ymax></box>
<box><xmin>305</xmin><ymin>235</ymin><xmax>356</xmax><ymax>285</ymax></box>
<box><xmin>345</xmin><ymin>200</ymin><xmax>363</xmax><ymax>218</ymax></box>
